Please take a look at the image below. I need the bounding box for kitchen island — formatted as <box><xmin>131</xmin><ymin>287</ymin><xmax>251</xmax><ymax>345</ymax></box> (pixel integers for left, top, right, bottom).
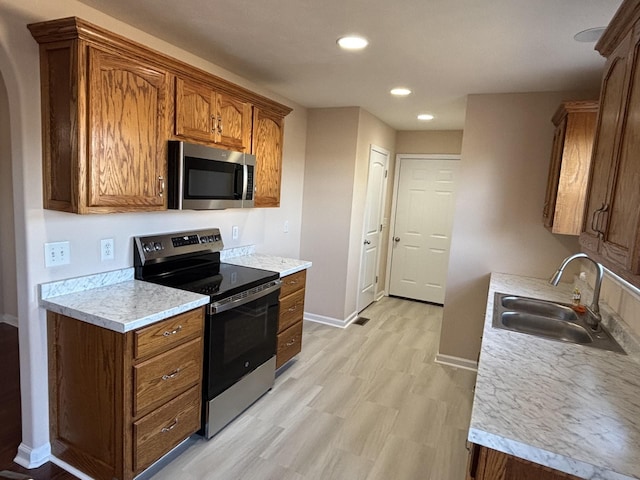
<box><xmin>469</xmin><ymin>272</ymin><xmax>640</xmax><ymax>479</ymax></box>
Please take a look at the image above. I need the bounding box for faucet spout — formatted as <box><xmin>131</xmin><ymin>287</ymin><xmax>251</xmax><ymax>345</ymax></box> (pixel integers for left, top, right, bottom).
<box><xmin>549</xmin><ymin>253</ymin><xmax>603</xmax><ymax>328</ymax></box>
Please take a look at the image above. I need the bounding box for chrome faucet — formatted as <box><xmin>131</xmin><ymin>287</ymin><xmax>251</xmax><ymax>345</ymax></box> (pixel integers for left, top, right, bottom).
<box><xmin>549</xmin><ymin>253</ymin><xmax>603</xmax><ymax>329</ymax></box>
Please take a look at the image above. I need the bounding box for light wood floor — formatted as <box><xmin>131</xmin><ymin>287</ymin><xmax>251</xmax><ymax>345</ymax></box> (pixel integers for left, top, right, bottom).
<box><xmin>151</xmin><ymin>296</ymin><xmax>477</xmax><ymax>480</ymax></box>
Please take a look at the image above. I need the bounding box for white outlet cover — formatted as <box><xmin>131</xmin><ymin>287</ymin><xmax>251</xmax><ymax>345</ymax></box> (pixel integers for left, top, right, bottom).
<box><xmin>45</xmin><ymin>241</ymin><xmax>70</xmax><ymax>267</ymax></box>
<box><xmin>101</xmin><ymin>238</ymin><xmax>115</xmax><ymax>261</ymax></box>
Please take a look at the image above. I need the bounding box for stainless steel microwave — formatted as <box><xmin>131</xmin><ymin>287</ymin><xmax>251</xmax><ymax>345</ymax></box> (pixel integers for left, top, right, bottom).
<box><xmin>167</xmin><ymin>141</ymin><xmax>255</xmax><ymax>210</ymax></box>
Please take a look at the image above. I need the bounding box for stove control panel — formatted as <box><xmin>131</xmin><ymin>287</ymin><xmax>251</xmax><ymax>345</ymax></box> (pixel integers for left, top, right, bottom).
<box><xmin>134</xmin><ymin>228</ymin><xmax>224</xmax><ymax>266</ymax></box>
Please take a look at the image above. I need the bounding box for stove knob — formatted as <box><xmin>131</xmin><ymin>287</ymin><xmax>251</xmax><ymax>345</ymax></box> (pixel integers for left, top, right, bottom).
<box><xmin>143</xmin><ymin>243</ymin><xmax>152</xmax><ymax>253</ymax></box>
<box><xmin>153</xmin><ymin>242</ymin><xmax>162</xmax><ymax>251</ymax></box>
<box><xmin>201</xmin><ymin>236</ymin><xmax>208</xmax><ymax>243</ymax></box>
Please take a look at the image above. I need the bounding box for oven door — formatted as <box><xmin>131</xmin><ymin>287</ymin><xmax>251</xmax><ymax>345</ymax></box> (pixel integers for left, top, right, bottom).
<box><xmin>204</xmin><ymin>288</ymin><xmax>279</xmax><ymax>400</ymax></box>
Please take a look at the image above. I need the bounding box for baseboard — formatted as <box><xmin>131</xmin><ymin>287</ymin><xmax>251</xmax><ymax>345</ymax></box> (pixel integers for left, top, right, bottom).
<box><xmin>304</xmin><ymin>310</ymin><xmax>358</xmax><ymax>329</ymax></box>
<box><xmin>1</xmin><ymin>313</ymin><xmax>18</xmax><ymax>327</ymax></box>
<box><xmin>435</xmin><ymin>353</ymin><xmax>478</xmax><ymax>372</ymax></box>
<box><xmin>374</xmin><ymin>290</ymin><xmax>387</xmax><ymax>302</ymax></box>
<box><xmin>13</xmin><ymin>442</ymin><xmax>51</xmax><ymax>469</ymax></box>
<box><xmin>50</xmin><ymin>456</ymin><xmax>93</xmax><ymax>480</ymax></box>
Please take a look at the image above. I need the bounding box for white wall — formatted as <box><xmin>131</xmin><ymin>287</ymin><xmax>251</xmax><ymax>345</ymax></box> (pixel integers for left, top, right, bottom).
<box><xmin>438</xmin><ymin>92</ymin><xmax>591</xmax><ymax>362</ymax></box>
<box><xmin>301</xmin><ymin>107</ymin><xmax>395</xmax><ymax>324</ymax></box>
<box><xmin>0</xmin><ymin>71</ymin><xmax>17</xmax><ymax>321</ymax></box>
<box><xmin>0</xmin><ymin>0</ymin><xmax>307</xmax><ymax>466</ymax></box>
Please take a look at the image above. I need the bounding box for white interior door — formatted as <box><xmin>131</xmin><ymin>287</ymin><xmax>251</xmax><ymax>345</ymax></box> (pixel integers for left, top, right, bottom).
<box><xmin>357</xmin><ymin>145</ymin><xmax>389</xmax><ymax>312</ymax></box>
<box><xmin>389</xmin><ymin>155</ymin><xmax>459</xmax><ymax>304</ymax></box>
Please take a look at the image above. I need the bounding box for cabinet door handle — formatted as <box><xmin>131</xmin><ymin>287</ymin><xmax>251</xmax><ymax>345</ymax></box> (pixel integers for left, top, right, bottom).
<box><xmin>597</xmin><ymin>203</ymin><xmax>609</xmax><ymax>236</ymax></box>
<box><xmin>218</xmin><ymin>116</ymin><xmax>223</xmax><ymax>134</ymax></box>
<box><xmin>161</xmin><ymin>368</ymin><xmax>180</xmax><ymax>381</ymax></box>
<box><xmin>158</xmin><ymin>176</ymin><xmax>165</xmax><ymax>197</ymax></box>
<box><xmin>163</xmin><ymin>325</ymin><xmax>182</xmax><ymax>337</ymax></box>
<box><xmin>161</xmin><ymin>418</ymin><xmax>179</xmax><ymax>433</ymax></box>
<box><xmin>591</xmin><ymin>204</ymin><xmax>604</xmax><ymax>233</ymax></box>
<box><xmin>211</xmin><ymin>114</ymin><xmax>217</xmax><ymax>133</ymax></box>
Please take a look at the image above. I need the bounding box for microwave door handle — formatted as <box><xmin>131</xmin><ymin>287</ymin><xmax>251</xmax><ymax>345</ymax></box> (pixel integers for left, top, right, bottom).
<box><xmin>242</xmin><ymin>164</ymin><xmax>249</xmax><ymax>201</ymax></box>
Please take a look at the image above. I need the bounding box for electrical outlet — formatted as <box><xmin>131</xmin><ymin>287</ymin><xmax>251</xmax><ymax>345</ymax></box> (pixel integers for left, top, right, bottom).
<box><xmin>44</xmin><ymin>241</ymin><xmax>70</xmax><ymax>267</ymax></box>
<box><xmin>232</xmin><ymin>225</ymin><xmax>239</xmax><ymax>240</ymax></box>
<box><xmin>101</xmin><ymin>238</ymin><xmax>115</xmax><ymax>261</ymax></box>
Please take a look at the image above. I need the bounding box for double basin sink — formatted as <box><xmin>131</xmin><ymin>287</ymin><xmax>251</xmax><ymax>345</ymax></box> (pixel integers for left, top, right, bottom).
<box><xmin>493</xmin><ymin>293</ymin><xmax>625</xmax><ymax>354</ymax></box>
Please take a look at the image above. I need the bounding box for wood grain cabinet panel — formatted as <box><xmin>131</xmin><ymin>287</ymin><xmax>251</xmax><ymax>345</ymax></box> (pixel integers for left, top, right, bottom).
<box><xmin>134</xmin><ymin>308</ymin><xmax>203</xmax><ymax>360</ymax></box>
<box><xmin>276</xmin><ymin>322</ymin><xmax>303</xmax><ymax>369</ymax></box>
<box><xmin>543</xmin><ymin>101</ymin><xmax>598</xmax><ymax>235</ymax></box>
<box><xmin>28</xmin><ymin>20</ymin><xmax>170</xmax><ymax>214</ymax></box>
<box><xmin>467</xmin><ymin>443</ymin><xmax>582</xmax><ymax>480</ymax></box>
<box><xmin>253</xmin><ymin>107</ymin><xmax>285</xmax><ymax>207</ymax></box>
<box><xmin>47</xmin><ymin>307</ymin><xmax>205</xmax><ymax>480</ymax></box>
<box><xmin>175</xmin><ymin>77</ymin><xmax>252</xmax><ymax>151</ymax></box>
<box><xmin>579</xmin><ymin>2</ymin><xmax>640</xmax><ymax>285</ymax></box>
<box><xmin>276</xmin><ymin>270</ymin><xmax>306</xmax><ymax>368</ymax></box>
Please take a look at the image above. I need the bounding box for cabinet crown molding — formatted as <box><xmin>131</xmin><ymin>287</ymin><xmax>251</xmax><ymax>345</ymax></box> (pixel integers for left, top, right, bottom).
<box><xmin>596</xmin><ymin>0</ymin><xmax>640</xmax><ymax>57</ymax></box>
<box><xmin>28</xmin><ymin>16</ymin><xmax>293</xmax><ymax>117</ymax></box>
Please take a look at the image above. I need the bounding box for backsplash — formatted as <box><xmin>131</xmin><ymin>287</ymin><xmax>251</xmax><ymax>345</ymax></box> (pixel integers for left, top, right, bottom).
<box><xmin>578</xmin><ymin>262</ymin><xmax>640</xmax><ymax>339</ymax></box>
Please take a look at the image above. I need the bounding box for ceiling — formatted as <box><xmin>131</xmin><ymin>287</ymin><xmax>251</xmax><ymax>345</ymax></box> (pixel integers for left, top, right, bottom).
<box><xmin>77</xmin><ymin>0</ymin><xmax>622</xmax><ymax>130</ymax></box>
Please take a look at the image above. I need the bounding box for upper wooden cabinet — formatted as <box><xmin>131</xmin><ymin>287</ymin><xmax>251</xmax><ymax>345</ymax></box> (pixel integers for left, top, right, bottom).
<box><xmin>580</xmin><ymin>1</ymin><xmax>640</xmax><ymax>284</ymax></box>
<box><xmin>542</xmin><ymin>101</ymin><xmax>598</xmax><ymax>235</ymax></box>
<box><xmin>29</xmin><ymin>25</ymin><xmax>169</xmax><ymax>213</ymax></box>
<box><xmin>28</xmin><ymin>17</ymin><xmax>291</xmax><ymax>214</ymax></box>
<box><xmin>175</xmin><ymin>77</ymin><xmax>252</xmax><ymax>151</ymax></box>
<box><xmin>253</xmin><ymin>107</ymin><xmax>285</xmax><ymax>207</ymax></box>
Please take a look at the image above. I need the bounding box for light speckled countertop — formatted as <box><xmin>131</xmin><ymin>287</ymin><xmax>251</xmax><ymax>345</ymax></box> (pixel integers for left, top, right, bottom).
<box><xmin>469</xmin><ymin>272</ymin><xmax>640</xmax><ymax>479</ymax></box>
<box><xmin>222</xmin><ymin>253</ymin><xmax>312</xmax><ymax>277</ymax></box>
<box><xmin>39</xmin><ymin>268</ymin><xmax>209</xmax><ymax>333</ymax></box>
<box><xmin>39</xmin><ymin>252</ymin><xmax>311</xmax><ymax>333</ymax></box>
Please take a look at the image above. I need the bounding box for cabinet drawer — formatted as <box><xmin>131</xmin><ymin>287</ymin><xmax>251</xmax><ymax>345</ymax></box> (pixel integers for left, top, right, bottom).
<box><xmin>133</xmin><ymin>337</ymin><xmax>202</xmax><ymax>417</ymax></box>
<box><xmin>134</xmin><ymin>308</ymin><xmax>203</xmax><ymax>360</ymax></box>
<box><xmin>279</xmin><ymin>288</ymin><xmax>305</xmax><ymax>332</ymax></box>
<box><xmin>279</xmin><ymin>270</ymin><xmax>306</xmax><ymax>299</ymax></box>
<box><xmin>133</xmin><ymin>385</ymin><xmax>200</xmax><ymax>473</ymax></box>
<box><xmin>276</xmin><ymin>321</ymin><xmax>302</xmax><ymax>369</ymax></box>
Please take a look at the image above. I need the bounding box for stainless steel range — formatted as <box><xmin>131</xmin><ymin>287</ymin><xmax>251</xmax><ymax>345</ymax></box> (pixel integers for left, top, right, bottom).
<box><xmin>133</xmin><ymin>228</ymin><xmax>281</xmax><ymax>438</ymax></box>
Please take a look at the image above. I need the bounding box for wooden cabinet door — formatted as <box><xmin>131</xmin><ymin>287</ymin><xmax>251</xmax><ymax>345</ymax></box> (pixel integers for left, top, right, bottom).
<box><xmin>599</xmin><ymin>26</ymin><xmax>640</xmax><ymax>273</ymax></box>
<box><xmin>580</xmin><ymin>34</ymin><xmax>631</xmax><ymax>251</ymax></box>
<box><xmin>87</xmin><ymin>47</ymin><xmax>168</xmax><ymax>210</ymax></box>
<box><xmin>217</xmin><ymin>92</ymin><xmax>252</xmax><ymax>150</ymax></box>
<box><xmin>175</xmin><ymin>78</ymin><xmax>252</xmax><ymax>150</ymax></box>
<box><xmin>468</xmin><ymin>444</ymin><xmax>582</xmax><ymax>480</ymax></box>
<box><xmin>175</xmin><ymin>77</ymin><xmax>216</xmax><ymax>142</ymax></box>
<box><xmin>543</xmin><ymin>117</ymin><xmax>567</xmax><ymax>228</ymax></box>
<box><xmin>252</xmin><ymin>107</ymin><xmax>284</xmax><ymax>207</ymax></box>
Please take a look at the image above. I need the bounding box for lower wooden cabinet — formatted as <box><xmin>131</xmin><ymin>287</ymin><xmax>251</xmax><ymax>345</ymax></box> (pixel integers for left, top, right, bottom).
<box><xmin>467</xmin><ymin>443</ymin><xmax>582</xmax><ymax>480</ymax></box>
<box><xmin>276</xmin><ymin>270</ymin><xmax>306</xmax><ymax>368</ymax></box>
<box><xmin>47</xmin><ymin>307</ymin><xmax>205</xmax><ymax>480</ymax></box>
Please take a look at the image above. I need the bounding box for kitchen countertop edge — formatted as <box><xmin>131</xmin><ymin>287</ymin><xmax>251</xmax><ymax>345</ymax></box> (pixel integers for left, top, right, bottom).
<box><xmin>39</xmin><ymin>268</ymin><xmax>209</xmax><ymax>333</ymax></box>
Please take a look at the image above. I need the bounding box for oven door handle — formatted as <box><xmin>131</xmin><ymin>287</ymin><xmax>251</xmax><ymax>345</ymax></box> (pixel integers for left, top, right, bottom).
<box><xmin>209</xmin><ymin>280</ymin><xmax>282</xmax><ymax>314</ymax></box>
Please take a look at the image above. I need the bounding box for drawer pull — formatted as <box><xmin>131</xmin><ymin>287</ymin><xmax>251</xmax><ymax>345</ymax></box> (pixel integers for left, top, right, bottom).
<box><xmin>163</xmin><ymin>325</ymin><xmax>182</xmax><ymax>337</ymax></box>
<box><xmin>162</xmin><ymin>368</ymin><xmax>180</xmax><ymax>381</ymax></box>
<box><xmin>288</xmin><ymin>280</ymin><xmax>298</xmax><ymax>285</ymax></box>
<box><xmin>288</xmin><ymin>305</ymin><xmax>298</xmax><ymax>312</ymax></box>
<box><xmin>161</xmin><ymin>418</ymin><xmax>179</xmax><ymax>433</ymax></box>
<box><xmin>285</xmin><ymin>338</ymin><xmax>298</xmax><ymax>347</ymax></box>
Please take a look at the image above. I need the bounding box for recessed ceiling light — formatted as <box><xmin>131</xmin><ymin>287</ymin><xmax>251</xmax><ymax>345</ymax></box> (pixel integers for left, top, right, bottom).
<box><xmin>337</xmin><ymin>35</ymin><xmax>369</xmax><ymax>50</ymax></box>
<box><xmin>417</xmin><ymin>114</ymin><xmax>434</xmax><ymax>121</ymax></box>
<box><xmin>390</xmin><ymin>88</ymin><xmax>412</xmax><ymax>96</ymax></box>
<box><xmin>574</xmin><ymin>27</ymin><xmax>606</xmax><ymax>43</ymax></box>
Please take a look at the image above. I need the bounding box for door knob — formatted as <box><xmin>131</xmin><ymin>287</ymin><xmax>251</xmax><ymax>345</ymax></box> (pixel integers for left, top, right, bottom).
<box><xmin>364</xmin><ymin>239</ymin><xmax>371</xmax><ymax>245</ymax></box>
<box><xmin>394</xmin><ymin>237</ymin><xmax>401</xmax><ymax>242</ymax></box>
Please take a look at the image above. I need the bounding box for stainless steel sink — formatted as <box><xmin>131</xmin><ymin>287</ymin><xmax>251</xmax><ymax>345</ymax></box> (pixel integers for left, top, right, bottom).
<box><xmin>500</xmin><ymin>295</ymin><xmax>577</xmax><ymax>321</ymax></box>
<box><xmin>493</xmin><ymin>293</ymin><xmax>625</xmax><ymax>354</ymax></box>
